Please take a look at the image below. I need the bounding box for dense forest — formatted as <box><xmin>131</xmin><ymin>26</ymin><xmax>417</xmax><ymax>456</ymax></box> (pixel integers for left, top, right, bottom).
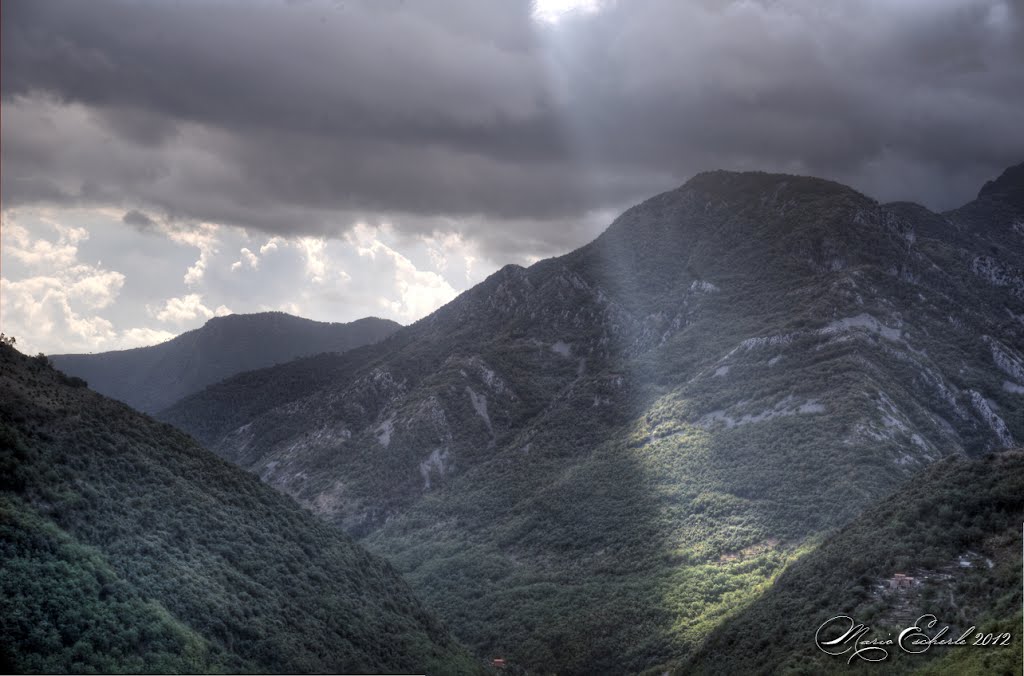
<box><xmin>0</xmin><ymin>343</ymin><xmax>480</xmax><ymax>674</ymax></box>
<box><xmin>682</xmin><ymin>452</ymin><xmax>1024</xmax><ymax>675</ymax></box>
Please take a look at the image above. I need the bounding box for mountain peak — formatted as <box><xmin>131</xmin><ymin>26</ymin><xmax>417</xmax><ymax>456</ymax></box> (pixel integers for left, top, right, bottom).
<box><xmin>977</xmin><ymin>160</ymin><xmax>1024</xmax><ymax>210</ymax></box>
<box><xmin>204</xmin><ymin>310</ymin><xmax>296</xmax><ymax>324</ymax></box>
<box><xmin>202</xmin><ymin>311</ymin><xmax>400</xmax><ymax>331</ymax></box>
<box><xmin>585</xmin><ymin>167</ymin><xmax>881</xmax><ymax>290</ymax></box>
<box><xmin>679</xmin><ymin>169</ymin><xmax>874</xmax><ymax>205</ymax></box>
<box><xmin>50</xmin><ymin>313</ymin><xmax>401</xmax><ymax>413</ymax></box>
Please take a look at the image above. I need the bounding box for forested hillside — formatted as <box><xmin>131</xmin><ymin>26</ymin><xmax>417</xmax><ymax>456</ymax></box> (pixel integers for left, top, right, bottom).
<box><xmin>0</xmin><ymin>343</ymin><xmax>479</xmax><ymax>674</ymax></box>
<box><xmin>682</xmin><ymin>452</ymin><xmax>1023</xmax><ymax>675</ymax></box>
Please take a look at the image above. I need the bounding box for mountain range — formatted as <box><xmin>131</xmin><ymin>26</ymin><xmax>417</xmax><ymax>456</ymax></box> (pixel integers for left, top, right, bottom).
<box><xmin>50</xmin><ymin>313</ymin><xmax>400</xmax><ymax>414</ymax></box>
<box><xmin>156</xmin><ymin>163</ymin><xmax>1024</xmax><ymax>673</ymax></box>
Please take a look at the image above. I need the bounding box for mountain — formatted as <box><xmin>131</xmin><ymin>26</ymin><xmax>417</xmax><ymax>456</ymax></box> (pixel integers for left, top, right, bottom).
<box><xmin>0</xmin><ymin>343</ymin><xmax>479</xmax><ymax>674</ymax></box>
<box><xmin>162</xmin><ymin>164</ymin><xmax>1024</xmax><ymax>673</ymax></box>
<box><xmin>682</xmin><ymin>451</ymin><xmax>1023</xmax><ymax>675</ymax></box>
<box><xmin>50</xmin><ymin>312</ymin><xmax>401</xmax><ymax>414</ymax></box>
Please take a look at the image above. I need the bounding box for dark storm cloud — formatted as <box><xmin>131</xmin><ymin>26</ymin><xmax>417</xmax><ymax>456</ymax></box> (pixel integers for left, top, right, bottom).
<box><xmin>3</xmin><ymin>0</ymin><xmax>1023</xmax><ymax>257</ymax></box>
<box><xmin>122</xmin><ymin>209</ymin><xmax>156</xmax><ymax>231</ymax></box>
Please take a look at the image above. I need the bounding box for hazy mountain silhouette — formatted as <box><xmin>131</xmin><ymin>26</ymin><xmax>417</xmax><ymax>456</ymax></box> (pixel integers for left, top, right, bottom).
<box><xmin>51</xmin><ymin>312</ymin><xmax>400</xmax><ymax>414</ymax></box>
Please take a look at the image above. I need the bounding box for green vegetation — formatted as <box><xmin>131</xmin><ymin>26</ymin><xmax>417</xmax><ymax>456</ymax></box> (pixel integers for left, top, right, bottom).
<box><xmin>1</xmin><ymin>494</ymin><xmax>243</xmax><ymax>674</ymax></box>
<box><xmin>162</xmin><ymin>167</ymin><xmax>1024</xmax><ymax>673</ymax></box>
<box><xmin>364</xmin><ymin>393</ymin><xmax>831</xmax><ymax>673</ymax></box>
<box><xmin>681</xmin><ymin>452</ymin><xmax>1024</xmax><ymax>675</ymax></box>
<box><xmin>0</xmin><ymin>343</ymin><xmax>480</xmax><ymax>674</ymax></box>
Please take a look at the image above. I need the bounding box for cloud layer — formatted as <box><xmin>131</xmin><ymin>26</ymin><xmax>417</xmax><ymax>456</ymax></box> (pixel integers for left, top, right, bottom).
<box><xmin>2</xmin><ymin>0</ymin><xmax>1023</xmax><ymax>351</ymax></box>
<box><xmin>6</xmin><ymin>1</ymin><xmax>1023</xmax><ymax>226</ymax></box>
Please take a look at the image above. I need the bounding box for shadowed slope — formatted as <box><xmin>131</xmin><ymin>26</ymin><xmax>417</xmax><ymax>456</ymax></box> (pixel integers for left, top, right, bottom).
<box><xmin>0</xmin><ymin>344</ymin><xmax>479</xmax><ymax>674</ymax></box>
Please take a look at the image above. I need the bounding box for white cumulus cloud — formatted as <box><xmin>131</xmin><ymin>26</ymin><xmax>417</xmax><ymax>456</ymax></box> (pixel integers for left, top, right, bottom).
<box><xmin>149</xmin><ymin>293</ymin><xmax>231</xmax><ymax>324</ymax></box>
<box><xmin>0</xmin><ymin>217</ymin><xmax>138</xmax><ymax>354</ymax></box>
<box><xmin>347</xmin><ymin>225</ymin><xmax>458</xmax><ymax>321</ymax></box>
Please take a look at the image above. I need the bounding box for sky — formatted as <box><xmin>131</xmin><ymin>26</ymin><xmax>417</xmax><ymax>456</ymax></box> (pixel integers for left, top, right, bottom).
<box><xmin>2</xmin><ymin>0</ymin><xmax>1023</xmax><ymax>354</ymax></box>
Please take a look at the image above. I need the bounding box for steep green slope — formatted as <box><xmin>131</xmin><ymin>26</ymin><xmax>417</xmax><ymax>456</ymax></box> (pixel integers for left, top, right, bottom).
<box><xmin>0</xmin><ymin>344</ymin><xmax>479</xmax><ymax>674</ymax></box>
<box><xmin>163</xmin><ymin>165</ymin><xmax>1024</xmax><ymax>672</ymax></box>
<box><xmin>50</xmin><ymin>312</ymin><xmax>400</xmax><ymax>414</ymax></box>
<box><xmin>1</xmin><ymin>494</ymin><xmax>245</xmax><ymax>674</ymax></box>
<box><xmin>681</xmin><ymin>452</ymin><xmax>1024</xmax><ymax>675</ymax></box>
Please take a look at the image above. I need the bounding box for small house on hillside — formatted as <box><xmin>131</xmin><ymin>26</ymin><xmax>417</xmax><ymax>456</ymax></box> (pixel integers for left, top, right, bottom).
<box><xmin>889</xmin><ymin>573</ymin><xmax>915</xmax><ymax>590</ymax></box>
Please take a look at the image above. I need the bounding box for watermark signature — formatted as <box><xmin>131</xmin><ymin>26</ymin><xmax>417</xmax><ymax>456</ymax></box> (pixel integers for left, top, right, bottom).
<box><xmin>814</xmin><ymin>614</ymin><xmax>1013</xmax><ymax>663</ymax></box>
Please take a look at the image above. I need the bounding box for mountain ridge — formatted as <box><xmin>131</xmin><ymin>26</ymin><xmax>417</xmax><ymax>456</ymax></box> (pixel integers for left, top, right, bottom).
<box><xmin>50</xmin><ymin>312</ymin><xmax>401</xmax><ymax>413</ymax></box>
<box><xmin>977</xmin><ymin>160</ymin><xmax>1024</xmax><ymax>205</ymax></box>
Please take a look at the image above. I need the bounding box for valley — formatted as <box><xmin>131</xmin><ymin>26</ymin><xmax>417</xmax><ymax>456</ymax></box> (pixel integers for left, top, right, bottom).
<box><xmin>5</xmin><ymin>2</ymin><xmax>1022</xmax><ymax>673</ymax></box>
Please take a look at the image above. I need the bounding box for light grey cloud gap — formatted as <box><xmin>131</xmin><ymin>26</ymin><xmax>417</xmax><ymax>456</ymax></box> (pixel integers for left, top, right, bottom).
<box><xmin>2</xmin><ymin>0</ymin><xmax>1023</xmax><ymax>258</ymax></box>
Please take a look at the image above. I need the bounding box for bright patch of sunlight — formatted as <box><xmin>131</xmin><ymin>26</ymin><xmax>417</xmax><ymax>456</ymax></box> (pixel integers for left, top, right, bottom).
<box><xmin>532</xmin><ymin>0</ymin><xmax>602</xmax><ymax>23</ymax></box>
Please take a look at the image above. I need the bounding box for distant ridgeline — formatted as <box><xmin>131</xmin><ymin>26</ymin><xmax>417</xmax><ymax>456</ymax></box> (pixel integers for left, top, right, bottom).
<box><xmin>0</xmin><ymin>344</ymin><xmax>480</xmax><ymax>674</ymax></box>
<box><xmin>158</xmin><ymin>164</ymin><xmax>1024</xmax><ymax>673</ymax></box>
<box><xmin>50</xmin><ymin>312</ymin><xmax>400</xmax><ymax>414</ymax></box>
